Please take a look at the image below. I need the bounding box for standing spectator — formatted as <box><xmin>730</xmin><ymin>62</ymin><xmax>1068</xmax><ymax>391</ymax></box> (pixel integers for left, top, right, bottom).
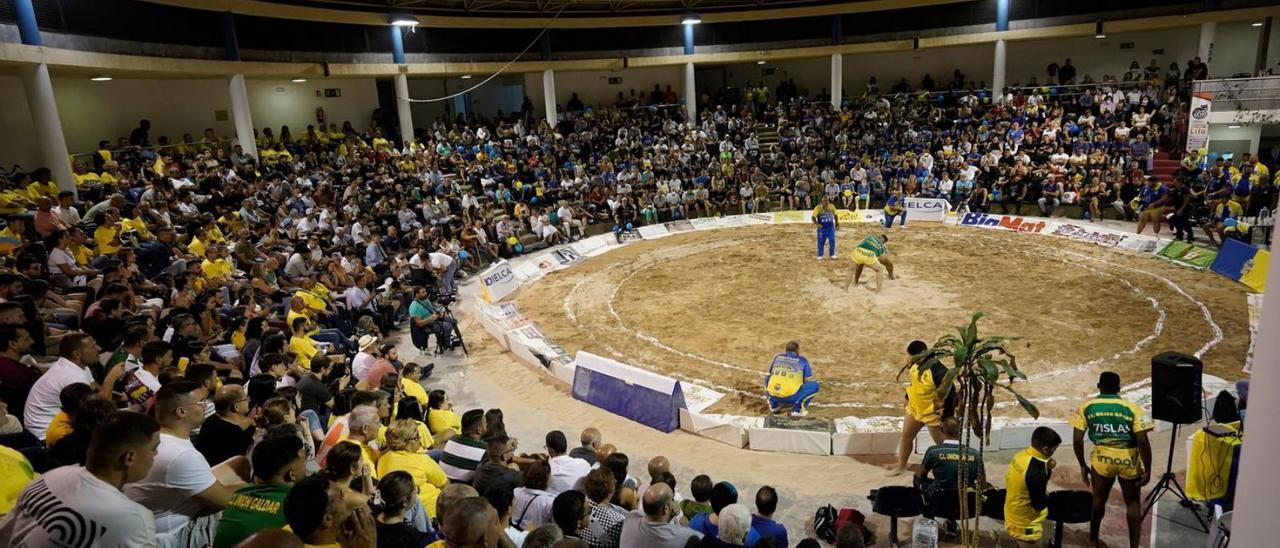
<box><xmin>548</xmin><ymin>430</ymin><xmax>592</xmax><ymax>494</ymax></box>
<box><xmin>0</xmin><ymin>412</ymin><xmax>160</xmax><ymax>546</ymax></box>
<box><xmin>125</xmin><ymin>381</ymin><xmax>242</xmax><ymax>548</ymax></box>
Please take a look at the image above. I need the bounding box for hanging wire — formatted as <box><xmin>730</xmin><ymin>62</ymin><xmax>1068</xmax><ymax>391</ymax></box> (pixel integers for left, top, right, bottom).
<box><xmin>402</xmin><ymin>4</ymin><xmax>568</xmax><ymax>103</ymax></box>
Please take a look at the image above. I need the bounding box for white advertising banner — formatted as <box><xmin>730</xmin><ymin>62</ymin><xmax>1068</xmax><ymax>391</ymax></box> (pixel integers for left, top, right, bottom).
<box><xmin>479</xmin><ymin>260</ymin><xmax>520</xmax><ymax>303</ymax></box>
<box><xmin>1187</xmin><ymin>91</ymin><xmax>1212</xmax><ymax>153</ymax></box>
<box><xmin>903</xmin><ymin>197</ymin><xmax>951</xmax><ymax>222</ymax></box>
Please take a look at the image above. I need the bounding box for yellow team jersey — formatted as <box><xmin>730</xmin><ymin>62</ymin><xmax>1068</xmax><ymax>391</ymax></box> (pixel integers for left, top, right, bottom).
<box><xmin>0</xmin><ymin>445</ymin><xmax>37</xmax><ymax>515</ymax></box>
<box><xmin>201</xmin><ymin>258</ymin><xmax>233</xmax><ymax>281</ymax></box>
<box><xmin>289</xmin><ymin>335</ymin><xmax>320</xmax><ymax>364</ymax></box>
<box><xmin>1004</xmin><ymin>446</ymin><xmax>1053</xmax><ymax>541</ymax></box>
<box><xmin>74</xmin><ymin>172</ymin><xmax>101</xmax><ymax>187</ymax></box>
<box><xmin>26</xmin><ymin>181</ymin><xmax>58</xmax><ymax>200</ymax></box>
<box><xmin>94</xmin><ymin>224</ymin><xmax>121</xmax><ymax>255</ymax></box>
<box><xmin>377</xmin><ymin>449</ymin><xmax>448</xmax><ymax>517</ymax></box>
<box><xmin>188</xmin><ymin>236</ymin><xmax>207</xmax><ymax>258</ymax></box>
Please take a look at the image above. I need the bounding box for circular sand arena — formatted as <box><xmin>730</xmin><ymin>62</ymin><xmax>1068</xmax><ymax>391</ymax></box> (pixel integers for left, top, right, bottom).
<box><xmin>515</xmin><ymin>224</ymin><xmax>1250</xmax><ymax>420</ymax></box>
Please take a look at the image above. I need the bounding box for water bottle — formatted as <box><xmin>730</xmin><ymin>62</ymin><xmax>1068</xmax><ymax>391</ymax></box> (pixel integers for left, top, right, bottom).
<box><xmin>912</xmin><ymin>517</ymin><xmax>939</xmax><ymax>548</ymax></box>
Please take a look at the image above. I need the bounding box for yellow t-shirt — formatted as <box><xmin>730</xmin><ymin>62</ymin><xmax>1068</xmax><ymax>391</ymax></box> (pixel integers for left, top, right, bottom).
<box><xmin>98</xmin><ymin>171</ymin><xmax>118</xmax><ymax>187</ymax></box>
<box><xmin>426</xmin><ymin>408</ymin><xmax>461</xmax><ymax>436</ymax></box>
<box><xmin>45</xmin><ymin>412</ymin><xmax>74</xmax><ymax>449</ymax></box>
<box><xmin>74</xmin><ymin>172</ymin><xmax>101</xmax><ymax>187</ymax></box>
<box><xmin>289</xmin><ymin>335</ymin><xmax>320</xmax><ymax>364</ymax></box>
<box><xmin>121</xmin><ymin>217</ymin><xmax>153</xmax><ymax>240</ymax></box>
<box><xmin>201</xmin><ymin>258</ymin><xmax>233</xmax><ymax>281</ymax></box>
<box><xmin>94</xmin><ymin>224</ymin><xmax>121</xmax><ymax>255</ymax></box>
<box><xmin>0</xmin><ymin>445</ymin><xmax>37</xmax><ymax>515</ymax></box>
<box><xmin>402</xmin><ymin>377</ymin><xmax>429</xmax><ymax>408</ymax></box>
<box><xmin>377</xmin><ymin>450</ymin><xmax>448</xmax><ymax>518</ymax></box>
<box><xmin>26</xmin><ymin>181</ymin><xmax>58</xmax><ymax>200</ymax></box>
<box><xmin>297</xmin><ymin>291</ymin><xmax>327</xmax><ymax>313</ymax></box>
<box><xmin>281</xmin><ymin>525</ymin><xmax>340</xmax><ymax>548</ymax></box>
<box><xmin>188</xmin><ymin>236</ymin><xmax>207</xmax><ymax>258</ymax></box>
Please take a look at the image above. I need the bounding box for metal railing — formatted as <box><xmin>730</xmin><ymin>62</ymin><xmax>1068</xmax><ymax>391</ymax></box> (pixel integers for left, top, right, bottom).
<box><xmin>1192</xmin><ymin>76</ymin><xmax>1280</xmax><ymax>112</ymax></box>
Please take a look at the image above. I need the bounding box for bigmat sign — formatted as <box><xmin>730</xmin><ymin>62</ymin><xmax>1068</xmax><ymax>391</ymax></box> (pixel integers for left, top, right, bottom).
<box><xmin>958</xmin><ymin>212</ymin><xmax>1048</xmax><ymax>233</ymax></box>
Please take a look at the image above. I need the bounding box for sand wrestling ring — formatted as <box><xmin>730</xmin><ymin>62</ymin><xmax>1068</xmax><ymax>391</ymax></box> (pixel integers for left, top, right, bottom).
<box><xmin>473</xmin><ymin>213</ymin><xmax>1254</xmax><ymax>455</ymax></box>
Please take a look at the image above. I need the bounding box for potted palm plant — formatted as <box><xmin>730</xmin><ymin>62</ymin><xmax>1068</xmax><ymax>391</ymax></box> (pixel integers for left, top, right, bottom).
<box><xmin>900</xmin><ymin>311</ymin><xmax>1037</xmax><ymax>546</ymax></box>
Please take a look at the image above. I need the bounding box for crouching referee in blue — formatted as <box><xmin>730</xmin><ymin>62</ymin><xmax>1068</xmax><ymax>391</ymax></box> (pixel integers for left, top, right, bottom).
<box><xmin>765</xmin><ymin>341</ymin><xmax>820</xmax><ymax>416</ymax></box>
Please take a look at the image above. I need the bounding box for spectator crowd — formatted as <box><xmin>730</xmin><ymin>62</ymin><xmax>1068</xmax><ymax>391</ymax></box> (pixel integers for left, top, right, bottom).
<box><xmin>0</xmin><ymin>53</ymin><xmax>1269</xmax><ymax>548</ymax></box>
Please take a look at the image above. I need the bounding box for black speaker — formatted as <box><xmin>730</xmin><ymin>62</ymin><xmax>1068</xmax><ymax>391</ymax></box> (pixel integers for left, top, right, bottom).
<box><xmin>1151</xmin><ymin>351</ymin><xmax>1203</xmax><ymax>424</ymax></box>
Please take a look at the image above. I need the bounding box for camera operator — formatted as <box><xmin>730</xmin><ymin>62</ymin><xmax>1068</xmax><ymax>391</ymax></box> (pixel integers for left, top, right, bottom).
<box><xmin>408</xmin><ymin>286</ymin><xmax>458</xmax><ymax>352</ymax></box>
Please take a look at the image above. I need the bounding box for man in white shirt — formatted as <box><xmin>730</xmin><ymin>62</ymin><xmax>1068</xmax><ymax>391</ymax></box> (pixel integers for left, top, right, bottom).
<box><xmin>124</xmin><ymin>381</ymin><xmax>242</xmax><ymax>548</ymax></box>
<box><xmin>351</xmin><ymin>335</ymin><xmax>379</xmax><ymax>382</ymax></box>
<box><xmin>24</xmin><ymin>333</ymin><xmax>100</xmax><ymax>440</ymax></box>
<box><xmin>0</xmin><ymin>411</ymin><xmax>161</xmax><ymax>547</ymax></box>
<box><xmin>429</xmin><ymin>251</ymin><xmax>459</xmax><ymax>294</ymax></box>
<box><xmin>546</xmin><ymin>430</ymin><xmax>591</xmax><ymax>495</ymax></box>
<box><xmin>52</xmin><ymin>191</ymin><xmax>82</xmax><ymax>226</ymax></box>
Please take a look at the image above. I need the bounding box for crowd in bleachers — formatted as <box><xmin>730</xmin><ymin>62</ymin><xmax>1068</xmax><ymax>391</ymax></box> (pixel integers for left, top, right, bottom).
<box><xmin>0</xmin><ymin>53</ymin><xmax>1271</xmax><ymax>548</ymax></box>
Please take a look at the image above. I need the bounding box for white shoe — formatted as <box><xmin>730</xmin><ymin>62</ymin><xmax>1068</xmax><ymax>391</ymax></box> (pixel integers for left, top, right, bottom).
<box><xmin>816</xmin><ymin>256</ymin><xmax>823</xmax><ymax>260</ymax></box>
<box><xmin>830</xmin><ymin>254</ymin><xmax>838</xmax><ymax>259</ymax></box>
<box><xmin>790</xmin><ymin>410</ymin><xmax>809</xmax><ymax>417</ymax></box>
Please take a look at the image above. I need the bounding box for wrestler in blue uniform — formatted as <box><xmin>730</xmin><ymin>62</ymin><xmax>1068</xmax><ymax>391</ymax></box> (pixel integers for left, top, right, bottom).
<box><xmin>813</xmin><ymin>196</ymin><xmax>839</xmax><ymax>259</ymax></box>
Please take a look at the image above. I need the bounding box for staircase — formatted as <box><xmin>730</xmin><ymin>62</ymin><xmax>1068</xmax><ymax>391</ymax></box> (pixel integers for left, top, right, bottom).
<box><xmin>1152</xmin><ymin>150</ymin><xmax>1179</xmax><ymax>185</ymax></box>
<box><xmin>757</xmin><ymin>124</ymin><xmax>779</xmax><ymax>147</ymax></box>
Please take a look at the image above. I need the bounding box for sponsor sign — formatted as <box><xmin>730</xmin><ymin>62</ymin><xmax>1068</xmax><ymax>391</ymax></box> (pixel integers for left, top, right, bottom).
<box><xmin>1157</xmin><ymin>241</ymin><xmax>1218</xmax><ymax>269</ymax></box>
<box><xmin>958</xmin><ymin>213</ymin><xmax>1048</xmax><ymax>233</ymax></box>
<box><xmin>772</xmin><ymin>210</ymin><xmax>807</xmax><ymax>224</ymax></box>
<box><xmin>615</xmin><ymin>229</ymin><xmax>644</xmax><ymax>244</ymax></box>
<box><xmin>903</xmin><ymin>198</ymin><xmax>951</xmax><ymax>222</ymax></box>
<box><xmin>1051</xmin><ymin>223</ymin><xmax>1125</xmax><ymax>247</ymax></box>
<box><xmin>663</xmin><ymin>220</ymin><xmax>695</xmax><ymax>232</ymax></box>
<box><xmin>1186</xmin><ymin>91</ymin><xmax>1212</xmax><ymax>154</ymax></box>
<box><xmin>479</xmin><ymin>261</ymin><xmax>520</xmax><ymax>303</ymax></box>
<box><xmin>691</xmin><ymin>217</ymin><xmax>723</xmax><ymax>229</ymax></box>
<box><xmin>637</xmin><ymin>224</ymin><xmax>670</xmax><ymax>239</ymax></box>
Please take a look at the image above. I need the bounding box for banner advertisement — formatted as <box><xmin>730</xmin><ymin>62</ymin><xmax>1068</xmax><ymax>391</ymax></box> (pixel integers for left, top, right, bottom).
<box><xmin>1186</xmin><ymin>91</ymin><xmax>1213</xmax><ymax>153</ymax></box>
<box><xmin>903</xmin><ymin>198</ymin><xmax>951</xmax><ymax>222</ymax></box>
<box><xmin>1157</xmin><ymin>241</ymin><xmax>1219</xmax><ymax>269</ymax></box>
<box><xmin>1051</xmin><ymin>223</ymin><xmax>1126</xmax><ymax>247</ymax></box>
<box><xmin>957</xmin><ymin>212</ymin><xmax>1049</xmax><ymax>233</ymax></box>
<box><xmin>479</xmin><ymin>261</ymin><xmax>520</xmax><ymax>303</ymax></box>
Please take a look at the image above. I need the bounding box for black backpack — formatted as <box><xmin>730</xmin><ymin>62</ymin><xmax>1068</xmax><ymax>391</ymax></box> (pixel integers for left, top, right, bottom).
<box><xmin>814</xmin><ymin>504</ymin><xmax>839</xmax><ymax>543</ymax></box>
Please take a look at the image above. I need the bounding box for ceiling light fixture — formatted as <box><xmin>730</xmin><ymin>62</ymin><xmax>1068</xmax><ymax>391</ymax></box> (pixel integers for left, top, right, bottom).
<box><xmin>390</xmin><ymin>13</ymin><xmax>417</xmax><ymax>26</ymax></box>
<box><xmin>1095</xmin><ymin>20</ymin><xmax>1106</xmax><ymax>39</ymax></box>
<box><xmin>756</xmin><ymin>60</ymin><xmax>766</xmax><ymax>65</ymax></box>
<box><xmin>460</xmin><ymin>74</ymin><xmax>473</xmax><ymax>79</ymax></box>
<box><xmin>681</xmin><ymin>13</ymin><xmax>702</xmax><ymax>25</ymax></box>
<box><xmin>90</xmin><ymin>76</ymin><xmax>112</xmax><ymax>82</ymax></box>
<box><xmin>1253</xmin><ymin>22</ymin><xmax>1264</xmax><ymax>27</ymax></box>
<box><xmin>291</xmin><ymin>78</ymin><xmax>307</xmax><ymax>83</ymax></box>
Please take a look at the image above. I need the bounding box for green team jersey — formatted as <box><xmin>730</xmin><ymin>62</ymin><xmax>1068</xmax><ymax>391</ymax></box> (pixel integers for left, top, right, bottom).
<box><xmin>1069</xmin><ymin>394</ymin><xmax>1153</xmax><ymax>449</ymax></box>
<box><xmin>856</xmin><ymin>236</ymin><xmax>885</xmax><ymax>256</ymax></box>
<box><xmin>213</xmin><ymin>482</ymin><xmax>291</xmax><ymax>548</ymax></box>
<box><xmin>922</xmin><ymin>441</ymin><xmax>985</xmax><ymax>488</ymax></box>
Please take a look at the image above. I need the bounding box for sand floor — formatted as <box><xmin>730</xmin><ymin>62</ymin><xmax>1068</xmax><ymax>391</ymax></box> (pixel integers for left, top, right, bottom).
<box><xmin>515</xmin><ymin>224</ymin><xmax>1250</xmax><ymax>420</ymax></box>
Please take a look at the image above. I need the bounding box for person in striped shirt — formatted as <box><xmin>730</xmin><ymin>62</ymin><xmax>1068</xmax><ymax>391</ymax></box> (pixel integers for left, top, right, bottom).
<box><xmin>440</xmin><ymin>409</ymin><xmax>488</xmax><ymax>483</ymax></box>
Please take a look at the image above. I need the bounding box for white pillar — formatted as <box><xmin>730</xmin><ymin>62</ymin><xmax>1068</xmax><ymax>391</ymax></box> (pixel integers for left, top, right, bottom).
<box><xmin>542</xmin><ymin>69</ymin><xmax>558</xmax><ymax>129</ymax></box>
<box><xmin>228</xmin><ymin>73</ymin><xmax>257</xmax><ymax>160</ymax></box>
<box><xmin>1198</xmin><ymin>22</ymin><xmax>1216</xmax><ymax>75</ymax></box>
<box><xmin>21</xmin><ymin>63</ymin><xmax>75</xmax><ymax>195</ymax></box>
<box><xmin>394</xmin><ymin>73</ymin><xmax>415</xmax><ymax>147</ymax></box>
<box><xmin>830</xmin><ymin>53</ymin><xmax>843</xmax><ymax>109</ymax></box>
<box><xmin>684</xmin><ymin>61</ymin><xmax>696</xmax><ymax>122</ymax></box>
<box><xmin>992</xmin><ymin>39</ymin><xmax>1007</xmax><ymax>100</ymax></box>
<box><xmin>1230</xmin><ymin>230</ymin><xmax>1280</xmax><ymax>546</ymax></box>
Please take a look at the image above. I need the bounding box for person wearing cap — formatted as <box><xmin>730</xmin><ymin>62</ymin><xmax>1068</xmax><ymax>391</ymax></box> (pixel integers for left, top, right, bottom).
<box><xmin>351</xmin><ymin>334</ymin><xmax>379</xmax><ymax>382</ymax></box>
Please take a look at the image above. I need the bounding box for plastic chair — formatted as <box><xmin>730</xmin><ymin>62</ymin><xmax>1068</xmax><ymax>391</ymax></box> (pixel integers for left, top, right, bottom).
<box><xmin>1047</xmin><ymin>490</ymin><xmax>1092</xmax><ymax>547</ymax></box>
<box><xmin>870</xmin><ymin>485</ymin><xmax>923</xmax><ymax>546</ymax></box>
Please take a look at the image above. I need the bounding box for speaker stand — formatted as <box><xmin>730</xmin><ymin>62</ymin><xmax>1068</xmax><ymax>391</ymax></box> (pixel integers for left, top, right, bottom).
<box><xmin>1141</xmin><ymin>423</ymin><xmax>1209</xmax><ymax>533</ymax></box>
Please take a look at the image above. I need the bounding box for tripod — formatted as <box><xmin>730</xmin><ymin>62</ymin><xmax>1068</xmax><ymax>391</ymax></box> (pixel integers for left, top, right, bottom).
<box><xmin>1141</xmin><ymin>423</ymin><xmax>1209</xmax><ymax>532</ymax></box>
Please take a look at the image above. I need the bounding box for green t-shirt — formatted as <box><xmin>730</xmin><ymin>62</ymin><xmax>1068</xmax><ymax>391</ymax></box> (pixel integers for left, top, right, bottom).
<box><xmin>213</xmin><ymin>482</ymin><xmax>291</xmax><ymax>548</ymax></box>
<box><xmin>1069</xmin><ymin>394</ymin><xmax>1154</xmax><ymax>449</ymax></box>
<box><xmin>856</xmin><ymin>236</ymin><xmax>885</xmax><ymax>256</ymax></box>
<box><xmin>922</xmin><ymin>441</ymin><xmax>984</xmax><ymax>489</ymax></box>
<box><xmin>409</xmin><ymin>299</ymin><xmax>435</xmax><ymax>321</ymax></box>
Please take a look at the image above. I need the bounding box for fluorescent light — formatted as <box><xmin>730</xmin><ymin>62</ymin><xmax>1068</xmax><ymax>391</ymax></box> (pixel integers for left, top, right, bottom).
<box><xmin>756</xmin><ymin>60</ymin><xmax>766</xmax><ymax>65</ymax></box>
<box><xmin>1229</xmin><ymin>124</ymin><xmax>1242</xmax><ymax>129</ymax></box>
<box><xmin>1095</xmin><ymin>34</ymin><xmax>1106</xmax><ymax>38</ymax></box>
<box><xmin>1253</xmin><ymin>22</ymin><xmax>1264</xmax><ymax>27</ymax></box>
<box><xmin>89</xmin><ymin>76</ymin><xmax>112</xmax><ymax>82</ymax></box>
<box><xmin>460</xmin><ymin>74</ymin><xmax>473</xmax><ymax>80</ymax></box>
<box><xmin>681</xmin><ymin>14</ymin><xmax>701</xmax><ymax>25</ymax></box>
<box><xmin>390</xmin><ymin>13</ymin><xmax>417</xmax><ymax>26</ymax></box>
<box><xmin>1094</xmin><ymin>20</ymin><xmax>1105</xmax><ymax>39</ymax></box>
<box><xmin>291</xmin><ymin>78</ymin><xmax>307</xmax><ymax>83</ymax></box>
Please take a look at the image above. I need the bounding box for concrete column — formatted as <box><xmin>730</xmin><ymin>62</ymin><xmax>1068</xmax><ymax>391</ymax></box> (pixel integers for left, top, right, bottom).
<box><xmin>228</xmin><ymin>73</ymin><xmax>258</xmax><ymax>160</ymax></box>
<box><xmin>21</xmin><ymin>64</ymin><xmax>75</xmax><ymax>194</ymax></box>
<box><xmin>542</xmin><ymin>69</ymin><xmax>558</xmax><ymax>129</ymax></box>
<box><xmin>992</xmin><ymin>39</ymin><xmax>1008</xmax><ymax>100</ymax></box>
<box><xmin>830</xmin><ymin>53</ymin><xmax>843</xmax><ymax>109</ymax></box>
<box><xmin>1199</xmin><ymin>22</ymin><xmax>1216</xmax><ymax>76</ymax></box>
<box><xmin>684</xmin><ymin>61</ymin><xmax>696</xmax><ymax>121</ymax></box>
<box><xmin>395</xmin><ymin>73</ymin><xmax>415</xmax><ymax>146</ymax></box>
<box><xmin>1231</xmin><ymin>229</ymin><xmax>1280</xmax><ymax>547</ymax></box>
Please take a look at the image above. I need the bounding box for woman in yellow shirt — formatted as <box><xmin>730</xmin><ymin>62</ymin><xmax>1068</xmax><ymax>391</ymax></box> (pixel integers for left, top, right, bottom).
<box><xmin>425</xmin><ymin>390</ymin><xmax>462</xmax><ymax>436</ymax></box>
<box><xmin>377</xmin><ymin>420</ymin><xmax>448</xmax><ymax>518</ymax></box>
